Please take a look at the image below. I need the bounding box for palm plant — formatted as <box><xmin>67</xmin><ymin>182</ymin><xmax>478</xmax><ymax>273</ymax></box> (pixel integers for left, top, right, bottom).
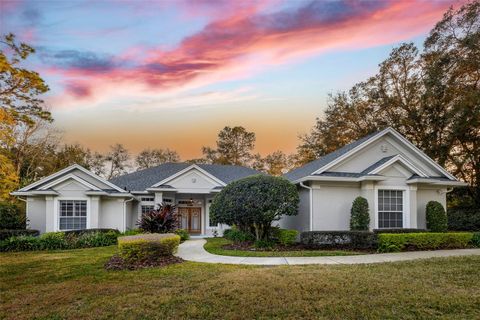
<box><xmin>137</xmin><ymin>202</ymin><xmax>178</xmax><ymax>233</ymax></box>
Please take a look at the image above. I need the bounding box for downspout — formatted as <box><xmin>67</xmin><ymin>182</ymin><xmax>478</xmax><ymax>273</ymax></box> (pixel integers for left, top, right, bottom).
<box><xmin>123</xmin><ymin>197</ymin><xmax>134</xmax><ymax>232</ymax></box>
<box><xmin>299</xmin><ymin>182</ymin><xmax>313</xmax><ymax>231</ymax></box>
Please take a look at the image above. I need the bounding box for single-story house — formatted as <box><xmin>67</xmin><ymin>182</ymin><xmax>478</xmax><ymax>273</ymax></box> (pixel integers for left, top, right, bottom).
<box><xmin>12</xmin><ymin>163</ymin><xmax>259</xmax><ymax>236</ymax></box>
<box><xmin>12</xmin><ymin>127</ymin><xmax>466</xmax><ymax>235</ymax></box>
<box><xmin>280</xmin><ymin>127</ymin><xmax>466</xmax><ymax>232</ymax></box>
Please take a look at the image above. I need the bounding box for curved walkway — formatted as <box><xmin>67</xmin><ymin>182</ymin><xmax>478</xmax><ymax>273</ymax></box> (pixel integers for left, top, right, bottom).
<box><xmin>176</xmin><ymin>239</ymin><xmax>480</xmax><ymax>265</ymax></box>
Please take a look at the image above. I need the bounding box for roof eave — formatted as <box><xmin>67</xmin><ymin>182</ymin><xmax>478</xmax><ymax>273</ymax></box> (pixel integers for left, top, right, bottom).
<box><xmin>292</xmin><ymin>175</ymin><xmax>386</xmax><ymax>184</ymax></box>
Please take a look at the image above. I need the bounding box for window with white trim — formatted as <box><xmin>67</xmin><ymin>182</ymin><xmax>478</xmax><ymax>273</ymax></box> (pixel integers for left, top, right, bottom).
<box><xmin>378</xmin><ymin>190</ymin><xmax>403</xmax><ymax>228</ymax></box>
<box><xmin>141</xmin><ymin>205</ymin><xmax>154</xmax><ymax>214</ymax></box>
<box><xmin>59</xmin><ymin>200</ymin><xmax>87</xmax><ymax>230</ymax></box>
<box><xmin>140</xmin><ymin>196</ymin><xmax>154</xmax><ymax>202</ymax></box>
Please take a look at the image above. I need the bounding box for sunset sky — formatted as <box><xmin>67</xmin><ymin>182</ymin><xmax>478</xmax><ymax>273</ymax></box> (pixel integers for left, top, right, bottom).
<box><xmin>1</xmin><ymin>0</ymin><xmax>463</xmax><ymax>159</ymax></box>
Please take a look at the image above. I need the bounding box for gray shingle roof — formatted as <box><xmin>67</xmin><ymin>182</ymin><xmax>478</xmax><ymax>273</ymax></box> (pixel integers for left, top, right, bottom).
<box><xmin>315</xmin><ymin>172</ymin><xmax>381</xmax><ymax>178</ymax></box>
<box><xmin>361</xmin><ymin>155</ymin><xmax>396</xmax><ymax>174</ymax></box>
<box><xmin>109</xmin><ymin>163</ymin><xmax>261</xmax><ymax>191</ymax></box>
<box><xmin>284</xmin><ymin>129</ymin><xmax>383</xmax><ymax>182</ymax></box>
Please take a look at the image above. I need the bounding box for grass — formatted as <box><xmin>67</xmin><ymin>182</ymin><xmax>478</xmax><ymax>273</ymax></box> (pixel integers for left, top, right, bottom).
<box><xmin>1</xmin><ymin>246</ymin><xmax>480</xmax><ymax>319</ymax></box>
<box><xmin>204</xmin><ymin>237</ymin><xmax>366</xmax><ymax>257</ymax></box>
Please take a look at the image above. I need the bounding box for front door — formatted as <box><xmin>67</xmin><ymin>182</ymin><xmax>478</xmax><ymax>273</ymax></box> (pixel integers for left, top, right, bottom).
<box><xmin>178</xmin><ymin>207</ymin><xmax>202</xmax><ymax>234</ymax></box>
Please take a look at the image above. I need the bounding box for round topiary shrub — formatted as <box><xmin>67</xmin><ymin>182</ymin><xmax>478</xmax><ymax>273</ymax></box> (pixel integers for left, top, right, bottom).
<box><xmin>350</xmin><ymin>196</ymin><xmax>370</xmax><ymax>230</ymax></box>
<box><xmin>210</xmin><ymin>175</ymin><xmax>299</xmax><ymax>241</ymax></box>
<box><xmin>117</xmin><ymin>233</ymin><xmax>180</xmax><ymax>262</ymax></box>
<box><xmin>426</xmin><ymin>201</ymin><xmax>447</xmax><ymax>232</ymax></box>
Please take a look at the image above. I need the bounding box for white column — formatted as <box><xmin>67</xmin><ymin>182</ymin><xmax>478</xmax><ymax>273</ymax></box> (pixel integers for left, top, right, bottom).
<box><xmin>45</xmin><ymin>196</ymin><xmax>55</xmax><ymax>232</ymax></box>
<box><xmin>409</xmin><ymin>185</ymin><xmax>418</xmax><ymax>228</ymax></box>
<box><xmin>154</xmin><ymin>192</ymin><xmax>163</xmax><ymax>209</ymax></box>
<box><xmin>89</xmin><ymin>196</ymin><xmax>100</xmax><ymax>229</ymax></box>
<box><xmin>361</xmin><ymin>181</ymin><xmax>375</xmax><ymax>230</ymax></box>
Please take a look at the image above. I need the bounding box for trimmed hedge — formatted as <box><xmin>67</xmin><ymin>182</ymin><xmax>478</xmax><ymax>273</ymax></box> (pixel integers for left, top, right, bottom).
<box><xmin>118</xmin><ymin>233</ymin><xmax>180</xmax><ymax>262</ymax></box>
<box><xmin>0</xmin><ymin>229</ymin><xmax>39</xmax><ymax>241</ymax></box>
<box><xmin>0</xmin><ymin>203</ymin><xmax>26</xmax><ymax>229</ymax></box>
<box><xmin>350</xmin><ymin>196</ymin><xmax>370</xmax><ymax>230</ymax></box>
<box><xmin>373</xmin><ymin>229</ymin><xmax>427</xmax><ymax>234</ymax></box>
<box><xmin>300</xmin><ymin>231</ymin><xmax>377</xmax><ymax>250</ymax></box>
<box><xmin>447</xmin><ymin>208</ymin><xmax>480</xmax><ymax>231</ymax></box>
<box><xmin>175</xmin><ymin>229</ymin><xmax>190</xmax><ymax>242</ymax></box>
<box><xmin>377</xmin><ymin>232</ymin><xmax>474</xmax><ymax>252</ymax></box>
<box><xmin>0</xmin><ymin>229</ymin><xmax>119</xmax><ymax>252</ymax></box>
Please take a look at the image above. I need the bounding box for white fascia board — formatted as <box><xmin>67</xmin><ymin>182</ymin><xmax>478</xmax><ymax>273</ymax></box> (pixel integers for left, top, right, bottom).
<box><xmin>38</xmin><ymin>174</ymin><xmax>102</xmax><ymax>191</ymax></box>
<box><xmin>406</xmin><ymin>179</ymin><xmax>467</xmax><ymax>186</ymax></box>
<box><xmin>18</xmin><ymin>163</ymin><xmax>126</xmax><ymax>193</ymax></box>
<box><xmin>369</xmin><ymin>155</ymin><xmax>429</xmax><ymax>177</ymax></box>
<box><xmin>293</xmin><ymin>175</ymin><xmax>386</xmax><ymax>184</ymax></box>
<box><xmin>311</xmin><ymin>127</ymin><xmax>457</xmax><ymax>180</ymax></box>
<box><xmin>146</xmin><ymin>187</ymin><xmax>178</xmax><ymax>192</ymax></box>
<box><xmin>151</xmin><ymin>164</ymin><xmax>226</xmax><ymax>188</ymax></box>
<box><xmin>11</xmin><ymin>190</ymin><xmax>59</xmax><ymax>196</ymax></box>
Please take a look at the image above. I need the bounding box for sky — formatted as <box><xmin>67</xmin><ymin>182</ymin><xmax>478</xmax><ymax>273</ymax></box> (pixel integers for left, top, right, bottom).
<box><xmin>1</xmin><ymin>0</ymin><xmax>464</xmax><ymax>159</ymax></box>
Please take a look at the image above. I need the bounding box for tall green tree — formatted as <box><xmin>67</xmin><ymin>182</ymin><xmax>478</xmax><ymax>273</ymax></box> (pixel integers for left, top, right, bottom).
<box><xmin>201</xmin><ymin>126</ymin><xmax>256</xmax><ymax>166</ymax></box>
<box><xmin>297</xmin><ymin>1</ymin><xmax>480</xmax><ymax>205</ymax></box>
<box><xmin>136</xmin><ymin>148</ymin><xmax>180</xmax><ymax>169</ymax></box>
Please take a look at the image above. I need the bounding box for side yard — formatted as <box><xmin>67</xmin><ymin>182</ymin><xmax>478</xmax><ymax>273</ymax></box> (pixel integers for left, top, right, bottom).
<box><xmin>1</xmin><ymin>246</ymin><xmax>480</xmax><ymax>319</ymax></box>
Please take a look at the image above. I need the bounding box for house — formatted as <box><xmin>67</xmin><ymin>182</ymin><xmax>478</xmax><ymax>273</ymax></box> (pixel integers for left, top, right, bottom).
<box><xmin>280</xmin><ymin>127</ymin><xmax>466</xmax><ymax>232</ymax></box>
<box><xmin>11</xmin><ymin>163</ymin><xmax>260</xmax><ymax>236</ymax></box>
<box><xmin>12</xmin><ymin>127</ymin><xmax>466</xmax><ymax>235</ymax></box>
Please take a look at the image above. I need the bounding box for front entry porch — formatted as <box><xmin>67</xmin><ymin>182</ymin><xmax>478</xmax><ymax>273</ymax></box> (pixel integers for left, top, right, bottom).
<box><xmin>178</xmin><ymin>207</ymin><xmax>202</xmax><ymax>234</ymax></box>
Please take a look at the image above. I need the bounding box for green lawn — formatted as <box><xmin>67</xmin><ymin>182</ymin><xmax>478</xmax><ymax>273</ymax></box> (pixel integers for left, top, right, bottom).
<box><xmin>204</xmin><ymin>237</ymin><xmax>365</xmax><ymax>257</ymax></box>
<box><xmin>1</xmin><ymin>247</ymin><xmax>480</xmax><ymax>319</ymax></box>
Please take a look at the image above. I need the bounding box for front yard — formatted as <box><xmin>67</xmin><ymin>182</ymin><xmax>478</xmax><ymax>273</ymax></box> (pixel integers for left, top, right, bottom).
<box><xmin>1</xmin><ymin>246</ymin><xmax>480</xmax><ymax>319</ymax></box>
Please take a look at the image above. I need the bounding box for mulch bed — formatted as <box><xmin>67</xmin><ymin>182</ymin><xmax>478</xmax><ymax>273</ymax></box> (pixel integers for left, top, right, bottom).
<box><xmin>104</xmin><ymin>254</ymin><xmax>183</xmax><ymax>271</ymax></box>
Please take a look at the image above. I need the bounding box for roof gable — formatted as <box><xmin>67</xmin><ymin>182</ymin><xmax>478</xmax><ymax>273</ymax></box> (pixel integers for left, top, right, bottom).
<box><xmin>284</xmin><ymin>127</ymin><xmax>456</xmax><ymax>182</ymax></box>
<box><xmin>151</xmin><ymin>165</ymin><xmax>226</xmax><ymax>188</ymax></box>
<box><xmin>18</xmin><ymin>164</ymin><xmax>125</xmax><ymax>192</ymax></box>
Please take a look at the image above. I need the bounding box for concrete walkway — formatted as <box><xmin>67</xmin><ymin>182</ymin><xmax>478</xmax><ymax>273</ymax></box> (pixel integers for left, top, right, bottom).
<box><xmin>176</xmin><ymin>239</ymin><xmax>480</xmax><ymax>265</ymax></box>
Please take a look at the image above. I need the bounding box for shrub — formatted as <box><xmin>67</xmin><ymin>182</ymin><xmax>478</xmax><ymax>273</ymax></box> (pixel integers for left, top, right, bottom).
<box><xmin>254</xmin><ymin>239</ymin><xmax>275</xmax><ymax>249</ymax></box>
<box><xmin>210</xmin><ymin>175</ymin><xmax>299</xmax><ymax>241</ymax></box>
<box><xmin>426</xmin><ymin>201</ymin><xmax>447</xmax><ymax>232</ymax></box>
<box><xmin>63</xmin><ymin>228</ymin><xmax>119</xmax><ymax>236</ymax></box>
<box><xmin>39</xmin><ymin>232</ymin><xmax>68</xmax><ymax>250</ymax></box>
<box><xmin>272</xmin><ymin>228</ymin><xmax>298</xmax><ymax>246</ymax></box>
<box><xmin>0</xmin><ymin>229</ymin><xmax>39</xmax><ymax>241</ymax></box>
<box><xmin>0</xmin><ymin>236</ymin><xmax>40</xmax><ymax>252</ymax></box>
<box><xmin>175</xmin><ymin>229</ymin><xmax>190</xmax><ymax>242</ymax></box>
<box><xmin>377</xmin><ymin>232</ymin><xmax>473</xmax><ymax>252</ymax></box>
<box><xmin>373</xmin><ymin>229</ymin><xmax>427</xmax><ymax>234</ymax></box>
<box><xmin>137</xmin><ymin>202</ymin><xmax>178</xmax><ymax>233</ymax></box>
<box><xmin>300</xmin><ymin>231</ymin><xmax>377</xmax><ymax>250</ymax></box>
<box><xmin>74</xmin><ymin>230</ymin><xmax>118</xmax><ymax>248</ymax></box>
<box><xmin>121</xmin><ymin>229</ymin><xmax>142</xmax><ymax>236</ymax></box>
<box><xmin>447</xmin><ymin>208</ymin><xmax>480</xmax><ymax>231</ymax></box>
<box><xmin>224</xmin><ymin>227</ymin><xmax>254</xmax><ymax>243</ymax></box>
<box><xmin>350</xmin><ymin>197</ymin><xmax>370</xmax><ymax>230</ymax></box>
<box><xmin>472</xmin><ymin>232</ymin><xmax>480</xmax><ymax>247</ymax></box>
<box><xmin>223</xmin><ymin>229</ymin><xmax>233</xmax><ymax>238</ymax></box>
<box><xmin>0</xmin><ymin>203</ymin><xmax>26</xmax><ymax>229</ymax></box>
<box><xmin>118</xmin><ymin>233</ymin><xmax>180</xmax><ymax>262</ymax></box>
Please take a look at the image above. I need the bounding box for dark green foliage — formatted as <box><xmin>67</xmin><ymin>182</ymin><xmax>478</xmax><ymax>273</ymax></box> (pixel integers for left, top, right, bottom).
<box><xmin>254</xmin><ymin>239</ymin><xmax>275</xmax><ymax>249</ymax></box>
<box><xmin>0</xmin><ymin>203</ymin><xmax>26</xmax><ymax>229</ymax></box>
<box><xmin>137</xmin><ymin>202</ymin><xmax>178</xmax><ymax>233</ymax></box>
<box><xmin>118</xmin><ymin>234</ymin><xmax>180</xmax><ymax>262</ymax></box>
<box><xmin>0</xmin><ymin>229</ymin><xmax>39</xmax><ymax>241</ymax></box>
<box><xmin>63</xmin><ymin>228</ymin><xmax>119</xmax><ymax>236</ymax></box>
<box><xmin>300</xmin><ymin>231</ymin><xmax>377</xmax><ymax>250</ymax></box>
<box><xmin>0</xmin><ymin>230</ymin><xmax>119</xmax><ymax>252</ymax></box>
<box><xmin>472</xmin><ymin>233</ymin><xmax>480</xmax><ymax>247</ymax></box>
<box><xmin>447</xmin><ymin>208</ymin><xmax>480</xmax><ymax>231</ymax></box>
<box><xmin>350</xmin><ymin>197</ymin><xmax>370</xmax><ymax>230</ymax></box>
<box><xmin>210</xmin><ymin>175</ymin><xmax>299</xmax><ymax>241</ymax></box>
<box><xmin>377</xmin><ymin>232</ymin><xmax>473</xmax><ymax>252</ymax></box>
<box><xmin>373</xmin><ymin>229</ymin><xmax>427</xmax><ymax>234</ymax></box>
<box><xmin>272</xmin><ymin>228</ymin><xmax>299</xmax><ymax>246</ymax></box>
<box><xmin>223</xmin><ymin>227</ymin><xmax>254</xmax><ymax>243</ymax></box>
<box><xmin>426</xmin><ymin>201</ymin><xmax>447</xmax><ymax>232</ymax></box>
<box><xmin>174</xmin><ymin>229</ymin><xmax>190</xmax><ymax>242</ymax></box>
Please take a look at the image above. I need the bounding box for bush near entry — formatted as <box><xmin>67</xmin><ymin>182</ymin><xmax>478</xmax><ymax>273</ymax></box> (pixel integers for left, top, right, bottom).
<box><xmin>426</xmin><ymin>201</ymin><xmax>448</xmax><ymax>232</ymax></box>
<box><xmin>117</xmin><ymin>233</ymin><xmax>180</xmax><ymax>262</ymax></box>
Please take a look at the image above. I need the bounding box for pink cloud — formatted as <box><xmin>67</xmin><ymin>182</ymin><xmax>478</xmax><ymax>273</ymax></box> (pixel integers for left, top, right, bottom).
<box><xmin>46</xmin><ymin>0</ymin><xmax>462</xmax><ymax>109</ymax></box>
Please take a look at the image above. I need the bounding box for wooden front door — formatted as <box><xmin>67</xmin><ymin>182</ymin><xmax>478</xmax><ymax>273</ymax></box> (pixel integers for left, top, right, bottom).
<box><xmin>178</xmin><ymin>207</ymin><xmax>202</xmax><ymax>234</ymax></box>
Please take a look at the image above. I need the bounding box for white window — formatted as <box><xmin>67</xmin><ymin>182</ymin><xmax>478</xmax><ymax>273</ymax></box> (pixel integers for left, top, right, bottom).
<box><xmin>163</xmin><ymin>198</ymin><xmax>173</xmax><ymax>203</ymax></box>
<box><xmin>141</xmin><ymin>205</ymin><xmax>154</xmax><ymax>214</ymax></box>
<box><xmin>140</xmin><ymin>196</ymin><xmax>154</xmax><ymax>202</ymax></box>
<box><xmin>59</xmin><ymin>200</ymin><xmax>87</xmax><ymax>230</ymax></box>
<box><xmin>378</xmin><ymin>190</ymin><xmax>403</xmax><ymax>228</ymax></box>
